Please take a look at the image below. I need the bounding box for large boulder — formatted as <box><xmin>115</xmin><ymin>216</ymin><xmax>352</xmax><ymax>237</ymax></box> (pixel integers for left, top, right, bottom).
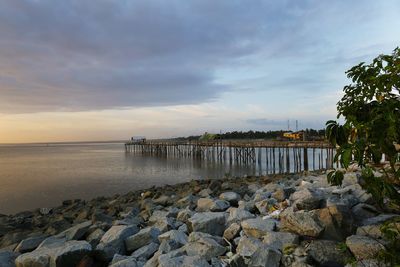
<box><xmin>131</xmin><ymin>242</ymin><xmax>159</xmax><ymax>261</ymax></box>
<box><xmin>86</xmin><ymin>228</ymin><xmax>105</xmax><ymax>247</ymax></box>
<box><xmin>15</xmin><ymin>240</ymin><xmax>91</xmax><ymax>267</ymax></box>
<box><xmin>346</xmin><ymin>235</ymin><xmax>385</xmax><ymax>260</ymax></box>
<box><xmin>196</xmin><ymin>198</ymin><xmax>214</xmax><ymax>212</ymax></box>
<box><xmin>95</xmin><ymin>225</ymin><xmax>138</xmax><ymax>261</ymax></box>
<box><xmin>262</xmin><ymin>231</ymin><xmax>299</xmax><ymax>251</ymax></box>
<box><xmin>50</xmin><ymin>241</ymin><xmax>92</xmax><ymax>267</ymax></box>
<box><xmin>15</xmin><ymin>235</ymin><xmax>48</xmax><ymax>253</ymax></box>
<box><xmin>58</xmin><ymin>220</ymin><xmax>92</xmax><ymax>240</ymax></box>
<box><xmin>109</xmin><ymin>254</ymin><xmax>140</xmax><ymax>267</ymax></box>
<box><xmin>0</xmin><ymin>251</ymin><xmax>19</xmax><ymax>267</ymax></box>
<box><xmin>281</xmin><ymin>205</ymin><xmax>354</xmax><ymax>241</ymax></box>
<box><xmin>196</xmin><ymin>198</ymin><xmax>230</xmax><ymax>212</ymax></box>
<box><xmin>241</xmin><ymin>218</ymin><xmax>276</xmax><ymax>238</ymax></box>
<box><xmin>125</xmin><ymin>227</ymin><xmax>160</xmax><ymax>252</ymax></box>
<box><xmin>280</xmin><ymin>208</ymin><xmax>323</xmax><ymax>237</ymax></box>
<box><xmin>223</xmin><ymin>223</ymin><xmax>241</xmax><ymax>241</ymax></box>
<box><xmin>158</xmin><ymin>230</ymin><xmax>188</xmax><ymax>246</ymax></box>
<box><xmin>307</xmin><ymin>240</ymin><xmax>351</xmax><ymax>266</ymax></box>
<box><xmin>219</xmin><ymin>192</ymin><xmax>241</xmax><ymax>206</ymax></box>
<box><xmin>227</xmin><ymin>208</ymin><xmax>255</xmax><ymax>224</ymax></box>
<box><xmin>289</xmin><ymin>188</ymin><xmax>323</xmax><ymax>211</ymax></box>
<box><xmin>236</xmin><ymin>236</ymin><xmax>281</xmax><ymax>267</ymax></box>
<box><xmin>176</xmin><ymin>209</ymin><xmax>194</xmax><ymax>224</ymax></box>
<box><xmin>351</xmin><ymin>204</ymin><xmax>379</xmax><ymax>224</ymax></box>
<box><xmin>187</xmin><ymin>212</ymin><xmax>226</xmax><ymax>236</ymax></box>
<box><xmin>311</xmin><ymin>205</ymin><xmax>354</xmax><ymax>241</ymax></box>
<box><xmin>356</xmin><ymin>214</ymin><xmax>400</xmax><ymax>239</ymax></box>
<box><xmin>158</xmin><ymin>255</ymin><xmax>211</xmax><ymax>267</ymax></box>
<box><xmin>184</xmin><ymin>232</ymin><xmax>226</xmax><ymax>261</ymax></box>
<box><xmin>255</xmin><ymin>198</ymin><xmax>278</xmax><ymax>215</ymax></box>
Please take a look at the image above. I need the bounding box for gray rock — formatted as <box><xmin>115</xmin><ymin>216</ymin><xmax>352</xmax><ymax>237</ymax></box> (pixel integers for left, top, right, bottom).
<box><xmin>177</xmin><ymin>224</ymin><xmax>188</xmax><ymax>234</ymax></box>
<box><xmin>59</xmin><ymin>220</ymin><xmax>92</xmax><ymax>241</ymax></box>
<box><xmin>196</xmin><ymin>198</ymin><xmax>214</xmax><ymax>212</ymax></box>
<box><xmin>227</xmin><ymin>208</ymin><xmax>255</xmax><ymax>224</ymax></box>
<box><xmin>86</xmin><ymin>228</ymin><xmax>105</xmax><ymax>247</ymax></box>
<box><xmin>198</xmin><ymin>189</ymin><xmax>213</xmax><ymax>198</ymax></box>
<box><xmin>210</xmin><ymin>257</ymin><xmax>224</xmax><ymax>267</ymax></box>
<box><xmin>362</xmin><ymin>214</ymin><xmax>399</xmax><ymax>226</ymax></box>
<box><xmin>236</xmin><ymin>236</ymin><xmax>281</xmax><ymax>267</ymax></box>
<box><xmin>114</xmin><ymin>215</ymin><xmax>143</xmax><ymax>227</ymax></box>
<box><xmin>0</xmin><ymin>251</ymin><xmax>19</xmax><ymax>267</ymax></box>
<box><xmin>176</xmin><ymin>209</ymin><xmax>194</xmax><ymax>224</ymax></box>
<box><xmin>152</xmin><ymin>217</ymin><xmax>174</xmax><ymax>233</ymax></box>
<box><xmin>290</xmin><ymin>188</ymin><xmax>323</xmax><ymax>211</ymax></box>
<box><xmin>262</xmin><ymin>231</ymin><xmax>299</xmax><ymax>251</ymax></box>
<box><xmin>50</xmin><ymin>240</ymin><xmax>91</xmax><ymax>267</ymax></box>
<box><xmin>158</xmin><ymin>239</ymin><xmax>182</xmax><ymax>253</ymax></box>
<box><xmin>14</xmin><ymin>235</ymin><xmax>47</xmax><ymax>253</ymax></box>
<box><xmin>344</xmin><ymin>259</ymin><xmax>385</xmax><ymax>267</ymax></box>
<box><xmin>311</xmin><ymin>205</ymin><xmax>354</xmax><ymax>241</ymax></box>
<box><xmin>356</xmin><ymin>214</ymin><xmax>400</xmax><ymax>239</ymax></box>
<box><xmin>271</xmin><ymin>188</ymin><xmax>286</xmax><ymax>202</ymax></box>
<box><xmin>223</xmin><ymin>223</ymin><xmax>241</xmax><ymax>241</ymax></box>
<box><xmin>308</xmin><ymin>240</ymin><xmax>351</xmax><ymax>266</ymax></box>
<box><xmin>196</xmin><ymin>199</ymin><xmax>230</xmax><ymax>212</ymax></box>
<box><xmin>37</xmin><ymin>236</ymin><xmax>67</xmax><ymax>249</ymax></box>
<box><xmin>111</xmin><ymin>253</ymin><xmax>130</xmax><ymax>264</ymax></box>
<box><xmin>15</xmin><ymin>240</ymin><xmax>91</xmax><ymax>267</ymax></box>
<box><xmin>253</xmin><ymin>191</ymin><xmax>272</xmax><ymax>202</ymax></box>
<box><xmin>219</xmin><ymin>192</ymin><xmax>241</xmax><ymax>205</ymax></box>
<box><xmin>153</xmin><ymin>195</ymin><xmax>171</xmax><ymax>206</ymax></box>
<box><xmin>352</xmin><ymin>203</ymin><xmax>379</xmax><ymax>224</ymax></box>
<box><xmin>110</xmin><ymin>255</ymin><xmax>139</xmax><ymax>267</ymax></box>
<box><xmin>157</xmin><ymin>247</ymin><xmax>186</xmax><ymax>265</ymax></box>
<box><xmin>125</xmin><ymin>227</ymin><xmax>161</xmax><ymax>252</ymax></box>
<box><xmin>158</xmin><ymin>255</ymin><xmax>211</xmax><ymax>267</ymax></box>
<box><xmin>280</xmin><ymin>208</ymin><xmax>323</xmax><ymax>237</ymax></box>
<box><xmin>158</xmin><ymin>230</ymin><xmax>188</xmax><ymax>246</ymax></box>
<box><xmin>346</xmin><ymin>235</ymin><xmax>385</xmax><ymax>260</ymax></box>
<box><xmin>344</xmin><ymin>184</ymin><xmax>373</xmax><ymax>204</ymax></box>
<box><xmin>176</xmin><ymin>194</ymin><xmax>198</xmax><ymax>209</ymax></box>
<box><xmin>188</xmin><ymin>212</ymin><xmax>226</xmax><ymax>236</ymax></box>
<box><xmin>96</xmin><ymin>225</ymin><xmax>138</xmax><ymax>261</ymax></box>
<box><xmin>184</xmin><ymin>233</ymin><xmax>226</xmax><ymax>261</ymax></box>
<box><xmin>91</xmin><ymin>211</ymin><xmax>113</xmax><ymax>225</ymax></box>
<box><xmin>131</xmin><ymin>242</ymin><xmax>159</xmax><ymax>260</ymax></box>
<box><xmin>148</xmin><ymin>210</ymin><xmax>170</xmax><ymax>224</ymax></box>
<box><xmin>326</xmin><ymin>194</ymin><xmax>359</xmax><ymax>209</ymax></box>
<box><xmin>188</xmin><ymin>232</ymin><xmax>224</xmax><ymax>246</ymax></box>
<box><xmin>210</xmin><ymin>200</ymin><xmax>230</xmax><ymax>212</ymax></box>
<box><xmin>241</xmin><ymin>218</ymin><xmax>276</xmax><ymax>238</ymax></box>
<box><xmin>238</xmin><ymin>200</ymin><xmax>256</xmax><ymax>213</ymax></box>
<box><xmin>255</xmin><ymin>198</ymin><xmax>278</xmax><ymax>215</ymax></box>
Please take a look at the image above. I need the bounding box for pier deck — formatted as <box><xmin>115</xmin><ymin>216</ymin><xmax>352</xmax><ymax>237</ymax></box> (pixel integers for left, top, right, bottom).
<box><xmin>125</xmin><ymin>140</ymin><xmax>335</xmax><ymax>174</ymax></box>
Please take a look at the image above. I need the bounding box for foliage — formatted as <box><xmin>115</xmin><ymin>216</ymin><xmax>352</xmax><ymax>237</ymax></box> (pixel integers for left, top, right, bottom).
<box><xmin>325</xmin><ymin>47</ymin><xmax>400</xmax><ymax>208</ymax></box>
<box><xmin>199</xmin><ymin>132</ymin><xmax>217</xmax><ymax>141</ymax></box>
<box><xmin>378</xmin><ymin>217</ymin><xmax>400</xmax><ymax>266</ymax></box>
<box><xmin>173</xmin><ymin>129</ymin><xmax>326</xmax><ymax>141</ymax></box>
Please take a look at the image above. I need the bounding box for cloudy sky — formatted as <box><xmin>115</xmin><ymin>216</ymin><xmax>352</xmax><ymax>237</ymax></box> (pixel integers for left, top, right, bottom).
<box><xmin>0</xmin><ymin>0</ymin><xmax>399</xmax><ymax>143</ymax></box>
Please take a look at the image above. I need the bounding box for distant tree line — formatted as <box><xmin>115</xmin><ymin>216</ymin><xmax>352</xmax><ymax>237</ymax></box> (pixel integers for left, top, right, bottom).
<box><xmin>173</xmin><ymin>128</ymin><xmax>326</xmax><ymax>141</ymax></box>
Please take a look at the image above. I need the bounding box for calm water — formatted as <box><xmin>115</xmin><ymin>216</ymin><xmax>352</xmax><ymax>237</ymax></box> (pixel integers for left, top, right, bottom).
<box><xmin>0</xmin><ymin>142</ymin><xmax>256</xmax><ymax>214</ymax></box>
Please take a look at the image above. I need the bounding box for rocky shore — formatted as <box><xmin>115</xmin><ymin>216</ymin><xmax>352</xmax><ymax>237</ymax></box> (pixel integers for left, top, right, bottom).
<box><xmin>0</xmin><ymin>172</ymin><xmax>397</xmax><ymax>267</ymax></box>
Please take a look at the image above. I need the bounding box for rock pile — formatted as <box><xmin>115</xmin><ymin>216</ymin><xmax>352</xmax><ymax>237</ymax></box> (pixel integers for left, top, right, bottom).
<box><xmin>0</xmin><ymin>173</ymin><xmax>397</xmax><ymax>266</ymax></box>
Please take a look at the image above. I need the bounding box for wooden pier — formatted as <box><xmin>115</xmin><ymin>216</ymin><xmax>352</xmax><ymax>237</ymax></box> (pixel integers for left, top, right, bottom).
<box><xmin>125</xmin><ymin>140</ymin><xmax>335</xmax><ymax>174</ymax></box>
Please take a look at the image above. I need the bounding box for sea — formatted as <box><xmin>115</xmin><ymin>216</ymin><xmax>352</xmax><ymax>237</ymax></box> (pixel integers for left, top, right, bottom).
<box><xmin>0</xmin><ymin>142</ymin><xmax>257</xmax><ymax>214</ymax></box>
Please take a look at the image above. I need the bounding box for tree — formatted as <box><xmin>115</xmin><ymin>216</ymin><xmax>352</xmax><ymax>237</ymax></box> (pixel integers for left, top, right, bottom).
<box><xmin>326</xmin><ymin>48</ymin><xmax>400</xmax><ymax>210</ymax></box>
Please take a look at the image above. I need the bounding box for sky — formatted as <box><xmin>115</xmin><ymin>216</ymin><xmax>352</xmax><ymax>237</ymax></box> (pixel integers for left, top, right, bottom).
<box><xmin>0</xmin><ymin>0</ymin><xmax>399</xmax><ymax>143</ymax></box>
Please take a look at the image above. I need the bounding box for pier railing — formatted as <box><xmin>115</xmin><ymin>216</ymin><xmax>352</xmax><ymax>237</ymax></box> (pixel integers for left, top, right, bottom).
<box><xmin>125</xmin><ymin>140</ymin><xmax>335</xmax><ymax>174</ymax></box>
